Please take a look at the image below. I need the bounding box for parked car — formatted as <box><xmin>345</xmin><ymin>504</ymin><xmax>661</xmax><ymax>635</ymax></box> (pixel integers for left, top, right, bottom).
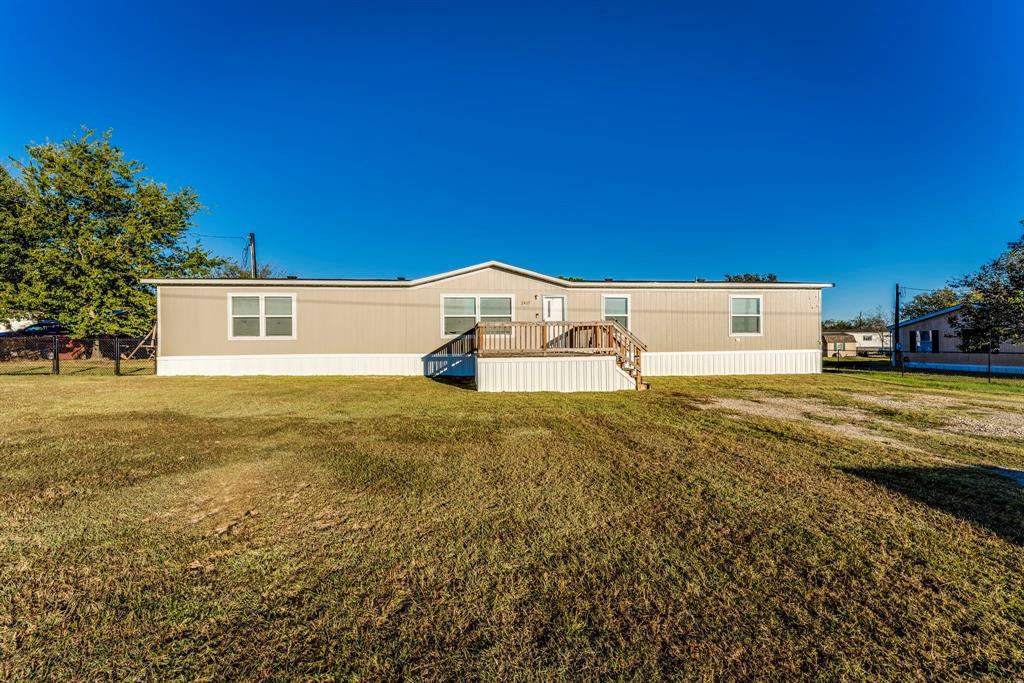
<box><xmin>0</xmin><ymin>320</ymin><xmax>69</xmax><ymax>337</ymax></box>
<box><xmin>0</xmin><ymin>321</ymin><xmax>85</xmax><ymax>361</ymax></box>
<box><xmin>0</xmin><ymin>321</ymin><xmax>152</xmax><ymax>362</ymax></box>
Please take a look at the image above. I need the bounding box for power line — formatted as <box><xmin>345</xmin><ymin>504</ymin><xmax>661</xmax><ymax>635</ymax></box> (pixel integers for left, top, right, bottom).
<box><xmin>192</xmin><ymin>233</ymin><xmax>247</xmax><ymax>241</ymax></box>
<box><xmin>899</xmin><ymin>285</ymin><xmax>949</xmax><ymax>293</ymax></box>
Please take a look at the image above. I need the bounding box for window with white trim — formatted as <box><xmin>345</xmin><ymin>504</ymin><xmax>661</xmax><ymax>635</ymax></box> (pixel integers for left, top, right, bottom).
<box><xmin>229</xmin><ymin>294</ymin><xmax>295</xmax><ymax>339</ymax></box>
<box><xmin>603</xmin><ymin>296</ymin><xmax>629</xmax><ymax>329</ymax></box>
<box><xmin>730</xmin><ymin>296</ymin><xmax>762</xmax><ymax>335</ymax></box>
<box><xmin>442</xmin><ymin>295</ymin><xmax>513</xmax><ymax>336</ymax></box>
<box><xmin>918</xmin><ymin>330</ymin><xmax>933</xmax><ymax>353</ymax></box>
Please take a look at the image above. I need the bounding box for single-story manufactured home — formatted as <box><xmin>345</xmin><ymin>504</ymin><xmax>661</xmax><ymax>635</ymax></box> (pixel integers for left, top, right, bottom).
<box><xmin>822</xmin><ymin>332</ymin><xmax>857</xmax><ymax>357</ymax></box>
<box><xmin>842</xmin><ymin>329</ymin><xmax>890</xmax><ymax>355</ymax></box>
<box><xmin>144</xmin><ymin>261</ymin><xmax>833</xmax><ymax>391</ymax></box>
<box><xmin>890</xmin><ymin>305</ymin><xmax>1024</xmax><ymax>375</ymax></box>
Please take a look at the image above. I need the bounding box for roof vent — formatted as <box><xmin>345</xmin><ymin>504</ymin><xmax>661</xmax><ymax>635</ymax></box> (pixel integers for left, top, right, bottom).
<box><xmin>604</xmin><ymin>278</ymin><xmax>614</xmax><ymax>282</ymax></box>
<box><xmin>397</xmin><ymin>276</ymin><xmax>407</xmax><ymax>281</ymax></box>
<box><xmin>286</xmin><ymin>275</ymin><xmax>298</xmax><ymax>280</ymax></box>
<box><xmin>696</xmin><ymin>278</ymin><xmax>706</xmax><ymax>282</ymax></box>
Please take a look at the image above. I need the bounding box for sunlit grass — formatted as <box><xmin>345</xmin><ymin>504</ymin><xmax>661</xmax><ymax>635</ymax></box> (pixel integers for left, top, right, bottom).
<box><xmin>1</xmin><ymin>372</ymin><xmax>1022</xmax><ymax>679</ymax></box>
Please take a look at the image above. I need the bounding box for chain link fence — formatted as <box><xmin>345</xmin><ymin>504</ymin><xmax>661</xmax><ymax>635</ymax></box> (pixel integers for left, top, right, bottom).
<box><xmin>824</xmin><ymin>351</ymin><xmax>1024</xmax><ymax>381</ymax></box>
<box><xmin>0</xmin><ymin>335</ymin><xmax>156</xmax><ymax>375</ymax></box>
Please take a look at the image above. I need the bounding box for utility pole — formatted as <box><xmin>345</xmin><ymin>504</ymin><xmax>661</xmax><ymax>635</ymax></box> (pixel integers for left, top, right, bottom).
<box><xmin>892</xmin><ymin>283</ymin><xmax>901</xmax><ymax>367</ymax></box>
<box><xmin>248</xmin><ymin>232</ymin><xmax>258</xmax><ymax>278</ymax></box>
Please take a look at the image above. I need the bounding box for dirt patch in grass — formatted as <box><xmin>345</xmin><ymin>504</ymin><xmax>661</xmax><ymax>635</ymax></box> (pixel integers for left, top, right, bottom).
<box><xmin>851</xmin><ymin>392</ymin><xmax>1024</xmax><ymax>440</ymax></box>
<box><xmin>704</xmin><ymin>397</ymin><xmax>931</xmax><ymax>453</ymax></box>
<box><xmin>942</xmin><ymin>412</ymin><xmax>1024</xmax><ymax>440</ymax></box>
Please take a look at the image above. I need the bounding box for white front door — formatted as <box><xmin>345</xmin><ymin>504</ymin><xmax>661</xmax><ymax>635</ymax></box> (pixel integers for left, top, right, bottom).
<box><xmin>542</xmin><ymin>296</ymin><xmax>566</xmax><ymax>348</ymax></box>
<box><xmin>542</xmin><ymin>296</ymin><xmax>565</xmax><ymax>322</ymax></box>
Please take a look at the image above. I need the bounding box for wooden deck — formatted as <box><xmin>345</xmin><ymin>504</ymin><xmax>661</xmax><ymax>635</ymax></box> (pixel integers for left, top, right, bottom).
<box><xmin>475</xmin><ymin>321</ymin><xmax>648</xmax><ymax>390</ymax></box>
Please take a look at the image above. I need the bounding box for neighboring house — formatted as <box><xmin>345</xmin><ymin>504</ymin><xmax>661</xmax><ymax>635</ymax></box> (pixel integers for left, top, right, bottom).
<box><xmin>890</xmin><ymin>305</ymin><xmax>1024</xmax><ymax>375</ymax></box>
<box><xmin>822</xmin><ymin>332</ymin><xmax>857</xmax><ymax>357</ymax></box>
<box><xmin>844</xmin><ymin>330</ymin><xmax>890</xmax><ymax>355</ymax></box>
<box><xmin>143</xmin><ymin>261</ymin><xmax>833</xmax><ymax>392</ymax></box>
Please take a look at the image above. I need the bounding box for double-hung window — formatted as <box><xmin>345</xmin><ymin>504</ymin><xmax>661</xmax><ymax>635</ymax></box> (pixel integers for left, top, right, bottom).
<box><xmin>442</xmin><ymin>295</ymin><xmax>513</xmax><ymax>336</ymax></box>
<box><xmin>730</xmin><ymin>295</ymin><xmax>762</xmax><ymax>335</ymax></box>
<box><xmin>603</xmin><ymin>295</ymin><xmax>630</xmax><ymax>329</ymax></box>
<box><xmin>229</xmin><ymin>294</ymin><xmax>295</xmax><ymax>339</ymax></box>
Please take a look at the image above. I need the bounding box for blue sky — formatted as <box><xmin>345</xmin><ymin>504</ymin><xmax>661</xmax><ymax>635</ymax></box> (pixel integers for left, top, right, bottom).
<box><xmin>1</xmin><ymin>1</ymin><xmax>1021</xmax><ymax>318</ymax></box>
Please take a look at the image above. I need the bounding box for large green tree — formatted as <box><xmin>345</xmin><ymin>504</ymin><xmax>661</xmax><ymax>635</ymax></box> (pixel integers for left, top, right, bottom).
<box><xmin>0</xmin><ymin>165</ymin><xmax>31</xmax><ymax>295</ymax></box>
<box><xmin>951</xmin><ymin>231</ymin><xmax>1024</xmax><ymax>350</ymax></box>
<box><xmin>0</xmin><ymin>128</ymin><xmax>223</xmax><ymax>336</ymax></box>
<box><xmin>900</xmin><ymin>287</ymin><xmax>960</xmax><ymax>320</ymax></box>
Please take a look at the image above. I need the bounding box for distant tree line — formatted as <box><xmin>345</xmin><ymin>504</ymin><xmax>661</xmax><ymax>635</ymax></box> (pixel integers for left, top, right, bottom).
<box><xmin>723</xmin><ymin>273</ymin><xmax>778</xmax><ymax>283</ymax></box>
<box><xmin>822</xmin><ymin>309</ymin><xmax>889</xmax><ymax>332</ymax></box>
<box><xmin>214</xmin><ymin>260</ymin><xmax>288</xmax><ymax>279</ymax></box>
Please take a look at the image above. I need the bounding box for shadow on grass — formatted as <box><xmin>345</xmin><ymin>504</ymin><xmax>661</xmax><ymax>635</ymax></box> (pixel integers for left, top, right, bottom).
<box><xmin>427</xmin><ymin>376</ymin><xmax>477</xmax><ymax>391</ymax></box>
<box><xmin>845</xmin><ymin>465</ymin><xmax>1024</xmax><ymax>545</ymax></box>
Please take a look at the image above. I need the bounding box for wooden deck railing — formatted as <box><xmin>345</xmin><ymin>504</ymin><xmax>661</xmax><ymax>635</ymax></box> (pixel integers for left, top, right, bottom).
<box><xmin>474</xmin><ymin>321</ymin><xmax>648</xmax><ymax>389</ymax></box>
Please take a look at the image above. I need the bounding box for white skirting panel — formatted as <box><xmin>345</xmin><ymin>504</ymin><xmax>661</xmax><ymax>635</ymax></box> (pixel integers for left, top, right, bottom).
<box><xmin>158</xmin><ymin>349</ymin><xmax>823</xmax><ymax>380</ymax></box>
<box><xmin>476</xmin><ymin>356</ymin><xmax>636</xmax><ymax>392</ymax></box>
<box><xmin>157</xmin><ymin>353</ymin><xmax>475</xmax><ymax>377</ymax></box>
<box><xmin>906</xmin><ymin>361</ymin><xmax>1023</xmax><ymax>376</ymax></box>
<box><xmin>642</xmin><ymin>349</ymin><xmax>821</xmax><ymax>376</ymax></box>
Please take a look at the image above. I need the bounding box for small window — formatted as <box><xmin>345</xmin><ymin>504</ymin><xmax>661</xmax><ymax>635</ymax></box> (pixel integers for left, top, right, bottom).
<box><xmin>231</xmin><ymin>296</ymin><xmax>261</xmax><ymax>337</ymax></box>
<box><xmin>730</xmin><ymin>296</ymin><xmax>762</xmax><ymax>335</ymax></box>
<box><xmin>480</xmin><ymin>297</ymin><xmax>512</xmax><ymax>322</ymax></box>
<box><xmin>229</xmin><ymin>294</ymin><xmax>296</xmax><ymax>339</ymax></box>
<box><xmin>264</xmin><ymin>296</ymin><xmax>293</xmax><ymax>336</ymax></box>
<box><xmin>603</xmin><ymin>296</ymin><xmax>630</xmax><ymax>329</ymax></box>
<box><xmin>443</xmin><ymin>297</ymin><xmax>477</xmax><ymax>336</ymax></box>
<box><xmin>862</xmin><ymin>334</ymin><xmax>873</xmax><ymax>341</ymax></box>
<box><xmin>919</xmin><ymin>330</ymin><xmax>933</xmax><ymax>353</ymax></box>
<box><xmin>442</xmin><ymin>295</ymin><xmax>514</xmax><ymax>336</ymax></box>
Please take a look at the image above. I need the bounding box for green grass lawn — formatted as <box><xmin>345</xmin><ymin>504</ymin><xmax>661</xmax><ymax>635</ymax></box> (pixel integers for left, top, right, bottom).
<box><xmin>823</xmin><ymin>355</ymin><xmax>894</xmax><ymax>372</ymax></box>
<box><xmin>2</xmin><ymin>371</ymin><xmax>1023</xmax><ymax>679</ymax></box>
<box><xmin>0</xmin><ymin>357</ymin><xmax>154</xmax><ymax>376</ymax></box>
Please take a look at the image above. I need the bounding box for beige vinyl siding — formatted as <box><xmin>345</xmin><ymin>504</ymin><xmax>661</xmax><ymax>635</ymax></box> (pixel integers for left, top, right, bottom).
<box><xmin>898</xmin><ymin>313</ymin><xmax>959</xmax><ymax>354</ymax></box>
<box><xmin>158</xmin><ymin>267</ymin><xmax>823</xmax><ymax>357</ymax></box>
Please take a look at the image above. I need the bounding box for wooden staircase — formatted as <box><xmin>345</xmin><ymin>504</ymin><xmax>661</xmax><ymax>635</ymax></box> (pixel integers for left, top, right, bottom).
<box><xmin>606</xmin><ymin>321</ymin><xmax>649</xmax><ymax>391</ymax></box>
<box><xmin>474</xmin><ymin>321</ymin><xmax>648</xmax><ymax>390</ymax></box>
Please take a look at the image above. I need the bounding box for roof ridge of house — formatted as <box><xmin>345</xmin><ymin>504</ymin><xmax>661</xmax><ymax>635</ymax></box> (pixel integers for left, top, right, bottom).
<box><xmin>142</xmin><ymin>261</ymin><xmax>834</xmax><ymax>288</ymax></box>
<box><xmin>887</xmin><ymin>304</ymin><xmax>963</xmax><ymax>329</ymax></box>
